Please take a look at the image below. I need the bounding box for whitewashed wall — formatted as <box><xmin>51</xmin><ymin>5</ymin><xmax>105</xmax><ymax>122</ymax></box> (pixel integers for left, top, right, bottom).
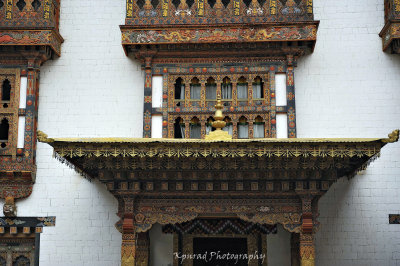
<box><xmin>296</xmin><ymin>0</ymin><xmax>400</xmax><ymax>265</ymax></box>
<box><xmin>12</xmin><ymin>0</ymin><xmax>400</xmax><ymax>265</ymax></box>
<box><xmin>17</xmin><ymin>0</ymin><xmax>143</xmax><ymax>265</ymax></box>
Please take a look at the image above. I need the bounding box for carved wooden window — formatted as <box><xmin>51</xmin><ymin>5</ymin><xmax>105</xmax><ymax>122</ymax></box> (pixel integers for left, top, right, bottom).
<box><xmin>205</xmin><ymin>77</ymin><xmax>216</xmax><ymax>100</ymax></box>
<box><xmin>238</xmin><ymin>116</ymin><xmax>249</xmax><ymax>139</ymax></box>
<box><xmin>1</xmin><ymin>79</ymin><xmax>11</xmax><ymax>104</ymax></box>
<box><xmin>237</xmin><ymin>77</ymin><xmax>248</xmax><ymax>100</ymax></box>
<box><xmin>174</xmin><ymin>78</ymin><xmax>185</xmax><ymax>101</ymax></box>
<box><xmin>254</xmin><ymin>116</ymin><xmax>264</xmax><ymax>138</ymax></box>
<box><xmin>174</xmin><ymin>117</ymin><xmax>185</xmax><ymax>138</ymax></box>
<box><xmin>190</xmin><ymin>78</ymin><xmax>201</xmax><ymax>100</ymax></box>
<box><xmin>221</xmin><ymin>77</ymin><xmax>232</xmax><ymax>100</ymax></box>
<box><xmin>189</xmin><ymin>117</ymin><xmax>201</xmax><ymax>139</ymax></box>
<box><xmin>253</xmin><ymin>76</ymin><xmax>264</xmax><ymax>99</ymax></box>
<box><xmin>0</xmin><ymin>118</ymin><xmax>9</xmax><ymax>148</ymax></box>
<box><xmin>222</xmin><ymin>116</ymin><xmax>233</xmax><ymax>135</ymax></box>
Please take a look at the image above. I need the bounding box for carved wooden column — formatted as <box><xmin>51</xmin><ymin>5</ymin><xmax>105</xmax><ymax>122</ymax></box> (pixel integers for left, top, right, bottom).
<box><xmin>298</xmin><ymin>194</ymin><xmax>315</xmax><ymax>266</ymax></box>
<box><xmin>269</xmin><ymin>70</ymin><xmax>276</xmax><ymax>138</ymax></box>
<box><xmin>184</xmin><ymin>81</ymin><xmax>190</xmax><ymax>108</ymax></box>
<box><xmin>286</xmin><ymin>55</ymin><xmax>296</xmax><ymax>138</ymax></box>
<box><xmin>232</xmin><ymin>81</ymin><xmax>238</xmax><ymax>106</ymax></box>
<box><xmin>200</xmin><ymin>80</ymin><xmax>206</xmax><ymax>107</ymax></box>
<box><xmin>185</xmin><ymin>120</ymin><xmax>190</xmax><ymax>139</ymax></box>
<box><xmin>143</xmin><ymin>57</ymin><xmax>153</xmax><ymax>138</ymax></box>
<box><xmin>121</xmin><ymin>198</ymin><xmax>137</xmax><ymax>266</ymax></box>
<box><xmin>249</xmin><ymin>121</ymin><xmax>254</xmax><ymax>138</ymax></box>
<box><xmin>136</xmin><ymin>232</ymin><xmax>150</xmax><ymax>266</ymax></box>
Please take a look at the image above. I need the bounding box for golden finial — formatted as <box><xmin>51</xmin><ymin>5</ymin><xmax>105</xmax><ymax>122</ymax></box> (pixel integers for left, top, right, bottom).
<box><xmin>205</xmin><ymin>97</ymin><xmax>232</xmax><ymax>141</ymax></box>
<box><xmin>382</xmin><ymin>129</ymin><xmax>399</xmax><ymax>143</ymax></box>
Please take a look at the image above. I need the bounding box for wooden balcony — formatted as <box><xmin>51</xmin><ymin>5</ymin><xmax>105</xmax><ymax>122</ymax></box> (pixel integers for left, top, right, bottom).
<box><xmin>0</xmin><ymin>0</ymin><xmax>63</xmax><ymax>57</ymax></box>
<box><xmin>380</xmin><ymin>0</ymin><xmax>400</xmax><ymax>53</ymax></box>
<box><xmin>121</xmin><ymin>0</ymin><xmax>319</xmax><ymax>59</ymax></box>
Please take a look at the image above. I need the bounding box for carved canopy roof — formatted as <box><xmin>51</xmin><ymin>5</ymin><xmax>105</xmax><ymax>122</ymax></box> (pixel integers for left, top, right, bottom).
<box><xmin>38</xmin><ymin>130</ymin><xmax>399</xmax><ymax>183</ymax></box>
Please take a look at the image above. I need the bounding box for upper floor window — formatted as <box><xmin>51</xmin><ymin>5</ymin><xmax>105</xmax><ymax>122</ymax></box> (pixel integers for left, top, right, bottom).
<box><xmin>174</xmin><ymin>78</ymin><xmax>185</xmax><ymax>100</ymax></box>
<box><xmin>206</xmin><ymin>77</ymin><xmax>217</xmax><ymax>100</ymax></box>
<box><xmin>221</xmin><ymin>77</ymin><xmax>232</xmax><ymax>100</ymax></box>
<box><xmin>190</xmin><ymin>78</ymin><xmax>201</xmax><ymax>100</ymax></box>
<box><xmin>222</xmin><ymin>116</ymin><xmax>233</xmax><ymax>135</ymax></box>
<box><xmin>237</xmin><ymin>77</ymin><xmax>248</xmax><ymax>100</ymax></box>
<box><xmin>174</xmin><ymin>117</ymin><xmax>185</xmax><ymax>138</ymax></box>
<box><xmin>2</xmin><ymin>79</ymin><xmax>11</xmax><ymax>102</ymax></box>
<box><xmin>253</xmin><ymin>76</ymin><xmax>264</xmax><ymax>99</ymax></box>
<box><xmin>190</xmin><ymin>117</ymin><xmax>201</xmax><ymax>139</ymax></box>
<box><xmin>238</xmin><ymin>116</ymin><xmax>248</xmax><ymax>139</ymax></box>
<box><xmin>254</xmin><ymin>116</ymin><xmax>264</xmax><ymax>138</ymax></box>
<box><xmin>0</xmin><ymin>118</ymin><xmax>9</xmax><ymax>148</ymax></box>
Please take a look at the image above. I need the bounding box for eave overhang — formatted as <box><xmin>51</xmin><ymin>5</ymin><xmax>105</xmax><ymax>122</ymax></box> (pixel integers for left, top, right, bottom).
<box><xmin>121</xmin><ymin>21</ymin><xmax>319</xmax><ymax>59</ymax></box>
<box><xmin>38</xmin><ymin>130</ymin><xmax>399</xmax><ymax>184</ymax></box>
<box><xmin>379</xmin><ymin>20</ymin><xmax>400</xmax><ymax>53</ymax></box>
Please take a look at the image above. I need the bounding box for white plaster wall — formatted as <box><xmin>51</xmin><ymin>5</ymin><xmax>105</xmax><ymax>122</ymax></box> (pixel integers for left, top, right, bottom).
<box><xmin>17</xmin><ymin>0</ymin><xmax>143</xmax><ymax>265</ymax></box>
<box><xmin>296</xmin><ymin>0</ymin><xmax>400</xmax><ymax>265</ymax></box>
<box><xmin>267</xmin><ymin>225</ymin><xmax>291</xmax><ymax>266</ymax></box>
<box><xmin>149</xmin><ymin>224</ymin><xmax>174</xmax><ymax>266</ymax></box>
<box><xmin>10</xmin><ymin>0</ymin><xmax>400</xmax><ymax>265</ymax></box>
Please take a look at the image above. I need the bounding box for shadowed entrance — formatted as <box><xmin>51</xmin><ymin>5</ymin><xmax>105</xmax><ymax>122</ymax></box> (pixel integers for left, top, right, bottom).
<box><xmin>193</xmin><ymin>237</ymin><xmax>248</xmax><ymax>266</ymax></box>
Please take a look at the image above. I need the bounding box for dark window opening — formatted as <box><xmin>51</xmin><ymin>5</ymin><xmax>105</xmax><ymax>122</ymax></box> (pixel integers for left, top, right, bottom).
<box><xmin>32</xmin><ymin>0</ymin><xmax>40</xmax><ymax>10</ymax></box>
<box><xmin>222</xmin><ymin>0</ymin><xmax>230</xmax><ymax>8</ymax></box>
<box><xmin>137</xmin><ymin>0</ymin><xmax>145</xmax><ymax>9</ymax></box>
<box><xmin>258</xmin><ymin>0</ymin><xmax>266</xmax><ymax>6</ymax></box>
<box><xmin>0</xmin><ymin>1</ymin><xmax>4</xmax><ymax>9</ymax></box>
<box><xmin>174</xmin><ymin>78</ymin><xmax>184</xmax><ymax>103</ymax></box>
<box><xmin>0</xmin><ymin>118</ymin><xmax>9</xmax><ymax>148</ymax></box>
<box><xmin>187</xmin><ymin>0</ymin><xmax>195</xmax><ymax>8</ymax></box>
<box><xmin>174</xmin><ymin>117</ymin><xmax>185</xmax><ymax>138</ymax></box>
<box><xmin>13</xmin><ymin>255</ymin><xmax>30</xmax><ymax>266</ymax></box>
<box><xmin>151</xmin><ymin>0</ymin><xmax>159</xmax><ymax>8</ymax></box>
<box><xmin>208</xmin><ymin>0</ymin><xmax>216</xmax><ymax>8</ymax></box>
<box><xmin>16</xmin><ymin>0</ymin><xmax>26</xmax><ymax>11</ymax></box>
<box><xmin>205</xmin><ymin>77</ymin><xmax>216</xmax><ymax>100</ymax></box>
<box><xmin>243</xmin><ymin>0</ymin><xmax>251</xmax><ymax>7</ymax></box>
<box><xmin>2</xmin><ymin>79</ymin><xmax>11</xmax><ymax>102</ymax></box>
<box><xmin>172</xmin><ymin>0</ymin><xmax>180</xmax><ymax>9</ymax></box>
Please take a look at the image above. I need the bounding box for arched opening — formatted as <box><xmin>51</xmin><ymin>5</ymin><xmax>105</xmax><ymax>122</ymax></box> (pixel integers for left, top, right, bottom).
<box><xmin>174</xmin><ymin>78</ymin><xmax>184</xmax><ymax>106</ymax></box>
<box><xmin>190</xmin><ymin>78</ymin><xmax>201</xmax><ymax>100</ymax></box>
<box><xmin>222</xmin><ymin>116</ymin><xmax>233</xmax><ymax>135</ymax></box>
<box><xmin>206</xmin><ymin>117</ymin><xmax>215</xmax><ymax>135</ymax></box>
<box><xmin>254</xmin><ymin>115</ymin><xmax>265</xmax><ymax>138</ymax></box>
<box><xmin>237</xmin><ymin>77</ymin><xmax>248</xmax><ymax>100</ymax></box>
<box><xmin>221</xmin><ymin>77</ymin><xmax>232</xmax><ymax>100</ymax></box>
<box><xmin>174</xmin><ymin>117</ymin><xmax>185</xmax><ymax>139</ymax></box>
<box><xmin>2</xmin><ymin>79</ymin><xmax>11</xmax><ymax>102</ymax></box>
<box><xmin>253</xmin><ymin>76</ymin><xmax>264</xmax><ymax>99</ymax></box>
<box><xmin>205</xmin><ymin>77</ymin><xmax>216</xmax><ymax>100</ymax></box>
<box><xmin>238</xmin><ymin>116</ymin><xmax>248</xmax><ymax>139</ymax></box>
<box><xmin>189</xmin><ymin>117</ymin><xmax>201</xmax><ymax>139</ymax></box>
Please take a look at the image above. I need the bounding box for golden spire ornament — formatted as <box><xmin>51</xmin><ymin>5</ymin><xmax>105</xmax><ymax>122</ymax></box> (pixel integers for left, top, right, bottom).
<box><xmin>205</xmin><ymin>97</ymin><xmax>232</xmax><ymax>140</ymax></box>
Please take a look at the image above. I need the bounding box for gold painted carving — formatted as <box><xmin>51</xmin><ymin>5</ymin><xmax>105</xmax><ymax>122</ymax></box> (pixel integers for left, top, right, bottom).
<box><xmin>382</xmin><ymin>129</ymin><xmax>399</xmax><ymax>143</ymax></box>
<box><xmin>238</xmin><ymin>213</ymin><xmax>302</xmax><ymax>233</ymax></box>
<box><xmin>135</xmin><ymin>213</ymin><xmax>198</xmax><ymax>232</ymax></box>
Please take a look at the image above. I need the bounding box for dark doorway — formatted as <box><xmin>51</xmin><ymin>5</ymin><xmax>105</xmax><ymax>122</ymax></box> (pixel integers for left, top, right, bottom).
<box><xmin>193</xmin><ymin>237</ymin><xmax>248</xmax><ymax>266</ymax></box>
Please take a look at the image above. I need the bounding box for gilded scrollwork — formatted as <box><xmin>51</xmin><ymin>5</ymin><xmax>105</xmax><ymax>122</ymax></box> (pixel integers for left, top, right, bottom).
<box><xmin>238</xmin><ymin>213</ymin><xmax>302</xmax><ymax>233</ymax></box>
<box><xmin>135</xmin><ymin>213</ymin><xmax>198</xmax><ymax>233</ymax></box>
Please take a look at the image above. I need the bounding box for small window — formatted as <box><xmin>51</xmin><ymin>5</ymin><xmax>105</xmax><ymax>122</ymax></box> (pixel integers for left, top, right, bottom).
<box><xmin>190</xmin><ymin>117</ymin><xmax>201</xmax><ymax>139</ymax></box>
<box><xmin>174</xmin><ymin>78</ymin><xmax>185</xmax><ymax>100</ymax></box>
<box><xmin>2</xmin><ymin>79</ymin><xmax>11</xmax><ymax>102</ymax></box>
<box><xmin>254</xmin><ymin>116</ymin><xmax>265</xmax><ymax>138</ymax></box>
<box><xmin>190</xmin><ymin>78</ymin><xmax>201</xmax><ymax>100</ymax></box>
<box><xmin>0</xmin><ymin>118</ymin><xmax>9</xmax><ymax>148</ymax></box>
<box><xmin>206</xmin><ymin>77</ymin><xmax>216</xmax><ymax>100</ymax></box>
<box><xmin>222</xmin><ymin>116</ymin><xmax>233</xmax><ymax>135</ymax></box>
<box><xmin>252</xmin><ymin>77</ymin><xmax>264</xmax><ymax>99</ymax></box>
<box><xmin>221</xmin><ymin>77</ymin><xmax>232</xmax><ymax>100</ymax></box>
<box><xmin>174</xmin><ymin>117</ymin><xmax>185</xmax><ymax>139</ymax></box>
<box><xmin>238</xmin><ymin>116</ymin><xmax>248</xmax><ymax>139</ymax></box>
<box><xmin>237</xmin><ymin>77</ymin><xmax>248</xmax><ymax>100</ymax></box>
